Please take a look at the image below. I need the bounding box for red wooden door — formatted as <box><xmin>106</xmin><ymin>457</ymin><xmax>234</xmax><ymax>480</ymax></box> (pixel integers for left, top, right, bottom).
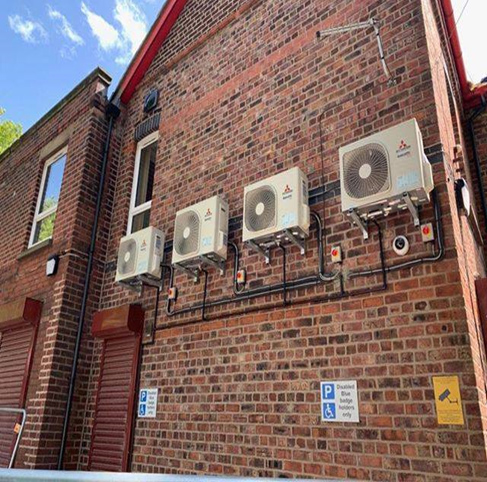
<box><xmin>88</xmin><ymin>334</ymin><xmax>141</xmax><ymax>472</ymax></box>
<box><xmin>0</xmin><ymin>324</ymin><xmax>37</xmax><ymax>467</ymax></box>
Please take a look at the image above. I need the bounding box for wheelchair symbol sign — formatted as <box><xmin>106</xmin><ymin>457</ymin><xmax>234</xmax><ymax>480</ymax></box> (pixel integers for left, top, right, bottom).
<box><xmin>323</xmin><ymin>403</ymin><xmax>336</xmax><ymax>420</ymax></box>
<box><xmin>139</xmin><ymin>404</ymin><xmax>146</xmax><ymax>416</ymax></box>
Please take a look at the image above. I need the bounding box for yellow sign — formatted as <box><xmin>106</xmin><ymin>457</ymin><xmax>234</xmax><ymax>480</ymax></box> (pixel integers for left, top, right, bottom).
<box><xmin>433</xmin><ymin>376</ymin><xmax>464</xmax><ymax>425</ymax></box>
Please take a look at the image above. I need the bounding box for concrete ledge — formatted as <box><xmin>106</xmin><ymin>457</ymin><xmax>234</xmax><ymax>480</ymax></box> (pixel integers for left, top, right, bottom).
<box><xmin>18</xmin><ymin>238</ymin><xmax>52</xmax><ymax>261</ymax></box>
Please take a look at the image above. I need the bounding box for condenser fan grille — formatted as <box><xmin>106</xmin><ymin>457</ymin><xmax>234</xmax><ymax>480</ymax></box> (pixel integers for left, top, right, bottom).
<box><xmin>343</xmin><ymin>143</ymin><xmax>390</xmax><ymax>199</ymax></box>
<box><xmin>117</xmin><ymin>239</ymin><xmax>137</xmax><ymax>275</ymax></box>
<box><xmin>175</xmin><ymin>210</ymin><xmax>200</xmax><ymax>256</ymax></box>
<box><xmin>245</xmin><ymin>186</ymin><xmax>277</xmax><ymax>232</ymax></box>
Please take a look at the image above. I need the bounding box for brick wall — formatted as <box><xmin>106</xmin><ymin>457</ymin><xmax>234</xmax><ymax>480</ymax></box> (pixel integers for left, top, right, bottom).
<box><xmin>467</xmin><ymin>109</ymin><xmax>487</xmax><ymax>254</ymax></box>
<box><xmin>68</xmin><ymin>0</ymin><xmax>487</xmax><ymax>480</ymax></box>
<box><xmin>0</xmin><ymin>69</ymin><xmax>112</xmax><ymax>469</ymax></box>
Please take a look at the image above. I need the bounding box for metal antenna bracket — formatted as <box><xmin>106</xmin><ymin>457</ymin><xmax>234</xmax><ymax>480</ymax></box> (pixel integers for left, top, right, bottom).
<box><xmin>317</xmin><ymin>17</ymin><xmax>396</xmax><ymax>87</ymax></box>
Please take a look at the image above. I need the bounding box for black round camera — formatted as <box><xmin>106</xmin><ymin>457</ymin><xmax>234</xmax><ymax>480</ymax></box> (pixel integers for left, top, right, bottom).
<box><xmin>393</xmin><ymin>235</ymin><xmax>410</xmax><ymax>256</ymax></box>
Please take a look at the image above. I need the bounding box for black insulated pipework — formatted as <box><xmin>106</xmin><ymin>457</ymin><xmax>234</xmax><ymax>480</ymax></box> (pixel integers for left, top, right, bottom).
<box><xmin>57</xmin><ymin>102</ymin><xmax>120</xmax><ymax>470</ymax></box>
<box><xmin>468</xmin><ymin>96</ymin><xmax>487</xmax><ymax>233</ymax></box>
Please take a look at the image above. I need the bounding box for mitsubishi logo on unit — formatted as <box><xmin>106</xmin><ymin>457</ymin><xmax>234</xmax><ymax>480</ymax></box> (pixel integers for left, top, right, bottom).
<box><xmin>283</xmin><ymin>184</ymin><xmax>293</xmax><ymax>200</ymax></box>
<box><xmin>396</xmin><ymin>139</ymin><xmax>412</xmax><ymax>158</ymax></box>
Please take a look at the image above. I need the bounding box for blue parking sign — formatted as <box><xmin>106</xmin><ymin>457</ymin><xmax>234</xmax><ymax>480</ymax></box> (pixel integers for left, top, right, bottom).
<box><xmin>322</xmin><ymin>383</ymin><xmax>335</xmax><ymax>400</ymax></box>
<box><xmin>140</xmin><ymin>390</ymin><xmax>147</xmax><ymax>402</ymax></box>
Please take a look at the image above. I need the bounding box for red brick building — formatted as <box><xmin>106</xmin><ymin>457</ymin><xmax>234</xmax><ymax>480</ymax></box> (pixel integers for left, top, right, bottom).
<box><xmin>1</xmin><ymin>0</ymin><xmax>487</xmax><ymax>480</ymax></box>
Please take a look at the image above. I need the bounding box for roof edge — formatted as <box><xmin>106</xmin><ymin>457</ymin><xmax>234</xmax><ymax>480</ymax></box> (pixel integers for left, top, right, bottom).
<box><xmin>439</xmin><ymin>0</ymin><xmax>487</xmax><ymax>109</ymax></box>
<box><xmin>113</xmin><ymin>0</ymin><xmax>189</xmax><ymax>105</ymax></box>
<box><xmin>0</xmin><ymin>67</ymin><xmax>112</xmax><ymax>163</ymax></box>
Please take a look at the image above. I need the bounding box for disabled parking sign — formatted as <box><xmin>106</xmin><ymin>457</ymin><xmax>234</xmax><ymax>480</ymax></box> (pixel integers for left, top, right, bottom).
<box><xmin>138</xmin><ymin>388</ymin><xmax>158</xmax><ymax>418</ymax></box>
<box><xmin>320</xmin><ymin>380</ymin><xmax>359</xmax><ymax>422</ymax></box>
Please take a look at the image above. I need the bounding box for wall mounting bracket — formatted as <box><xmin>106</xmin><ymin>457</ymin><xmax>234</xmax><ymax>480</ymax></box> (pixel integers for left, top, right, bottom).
<box><xmin>246</xmin><ymin>240</ymin><xmax>271</xmax><ymax>264</ymax></box>
<box><xmin>403</xmin><ymin>192</ymin><xmax>420</xmax><ymax>226</ymax></box>
<box><xmin>200</xmin><ymin>255</ymin><xmax>226</xmax><ymax>276</ymax></box>
<box><xmin>173</xmin><ymin>263</ymin><xmax>200</xmax><ymax>283</ymax></box>
<box><xmin>284</xmin><ymin>230</ymin><xmax>306</xmax><ymax>255</ymax></box>
<box><xmin>348</xmin><ymin>208</ymin><xmax>369</xmax><ymax>240</ymax></box>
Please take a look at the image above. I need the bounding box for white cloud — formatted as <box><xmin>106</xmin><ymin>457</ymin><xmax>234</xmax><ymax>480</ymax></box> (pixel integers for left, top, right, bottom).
<box><xmin>60</xmin><ymin>45</ymin><xmax>77</xmax><ymax>60</ymax></box>
<box><xmin>48</xmin><ymin>6</ymin><xmax>84</xmax><ymax>46</ymax></box>
<box><xmin>81</xmin><ymin>0</ymin><xmax>148</xmax><ymax>65</ymax></box>
<box><xmin>114</xmin><ymin>0</ymin><xmax>148</xmax><ymax>64</ymax></box>
<box><xmin>81</xmin><ymin>2</ymin><xmax>120</xmax><ymax>51</ymax></box>
<box><xmin>8</xmin><ymin>14</ymin><xmax>48</xmax><ymax>44</ymax></box>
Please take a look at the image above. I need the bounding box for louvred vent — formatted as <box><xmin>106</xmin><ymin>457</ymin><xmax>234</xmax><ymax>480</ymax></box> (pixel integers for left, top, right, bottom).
<box><xmin>343</xmin><ymin>143</ymin><xmax>390</xmax><ymax>199</ymax></box>
<box><xmin>174</xmin><ymin>210</ymin><xmax>200</xmax><ymax>256</ymax></box>
<box><xmin>117</xmin><ymin>239</ymin><xmax>137</xmax><ymax>276</ymax></box>
<box><xmin>245</xmin><ymin>186</ymin><xmax>277</xmax><ymax>233</ymax></box>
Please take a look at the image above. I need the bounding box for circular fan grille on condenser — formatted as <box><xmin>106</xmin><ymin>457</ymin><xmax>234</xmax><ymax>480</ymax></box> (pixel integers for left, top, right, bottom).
<box><xmin>175</xmin><ymin>210</ymin><xmax>200</xmax><ymax>256</ymax></box>
<box><xmin>343</xmin><ymin>143</ymin><xmax>390</xmax><ymax>199</ymax></box>
<box><xmin>245</xmin><ymin>186</ymin><xmax>277</xmax><ymax>232</ymax></box>
<box><xmin>117</xmin><ymin>238</ymin><xmax>137</xmax><ymax>276</ymax></box>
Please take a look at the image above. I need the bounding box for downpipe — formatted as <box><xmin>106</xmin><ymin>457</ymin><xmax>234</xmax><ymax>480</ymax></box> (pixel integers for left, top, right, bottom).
<box><xmin>57</xmin><ymin>102</ymin><xmax>120</xmax><ymax>469</ymax></box>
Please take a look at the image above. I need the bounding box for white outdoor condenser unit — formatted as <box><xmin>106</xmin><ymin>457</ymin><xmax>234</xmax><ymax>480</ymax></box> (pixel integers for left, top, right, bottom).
<box><xmin>243</xmin><ymin>167</ymin><xmax>310</xmax><ymax>254</ymax></box>
<box><xmin>339</xmin><ymin>118</ymin><xmax>434</xmax><ymax>223</ymax></box>
<box><xmin>172</xmin><ymin>195</ymin><xmax>229</xmax><ymax>272</ymax></box>
<box><xmin>116</xmin><ymin>226</ymin><xmax>165</xmax><ymax>283</ymax></box>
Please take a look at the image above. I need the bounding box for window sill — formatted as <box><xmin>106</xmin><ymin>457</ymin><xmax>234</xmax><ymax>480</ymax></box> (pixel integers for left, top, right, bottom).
<box><xmin>18</xmin><ymin>238</ymin><xmax>53</xmax><ymax>261</ymax></box>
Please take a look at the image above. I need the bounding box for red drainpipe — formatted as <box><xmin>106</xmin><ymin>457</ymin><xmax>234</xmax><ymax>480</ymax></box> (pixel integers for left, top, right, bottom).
<box><xmin>440</xmin><ymin>0</ymin><xmax>487</xmax><ymax>109</ymax></box>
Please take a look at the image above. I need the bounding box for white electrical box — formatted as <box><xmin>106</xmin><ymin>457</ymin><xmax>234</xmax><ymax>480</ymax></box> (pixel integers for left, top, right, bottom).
<box><xmin>242</xmin><ymin>167</ymin><xmax>310</xmax><ymax>251</ymax></box>
<box><xmin>172</xmin><ymin>195</ymin><xmax>229</xmax><ymax>271</ymax></box>
<box><xmin>340</xmin><ymin>118</ymin><xmax>434</xmax><ymax>220</ymax></box>
<box><xmin>116</xmin><ymin>227</ymin><xmax>164</xmax><ymax>283</ymax></box>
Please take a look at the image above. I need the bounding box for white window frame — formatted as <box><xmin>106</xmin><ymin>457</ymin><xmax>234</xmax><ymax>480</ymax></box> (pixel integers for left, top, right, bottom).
<box><xmin>29</xmin><ymin>147</ymin><xmax>68</xmax><ymax>248</ymax></box>
<box><xmin>127</xmin><ymin>131</ymin><xmax>159</xmax><ymax>234</ymax></box>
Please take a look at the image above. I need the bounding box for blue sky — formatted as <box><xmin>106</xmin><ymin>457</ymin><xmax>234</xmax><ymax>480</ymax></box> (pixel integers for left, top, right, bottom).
<box><xmin>0</xmin><ymin>0</ymin><xmax>486</xmax><ymax>131</ymax></box>
<box><xmin>0</xmin><ymin>0</ymin><xmax>163</xmax><ymax>130</ymax></box>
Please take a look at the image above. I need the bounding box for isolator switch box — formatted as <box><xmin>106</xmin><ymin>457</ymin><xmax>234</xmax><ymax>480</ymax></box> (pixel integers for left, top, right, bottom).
<box><xmin>236</xmin><ymin>269</ymin><xmax>246</xmax><ymax>285</ymax></box>
<box><xmin>168</xmin><ymin>287</ymin><xmax>178</xmax><ymax>301</ymax></box>
<box><xmin>331</xmin><ymin>246</ymin><xmax>342</xmax><ymax>263</ymax></box>
<box><xmin>421</xmin><ymin>223</ymin><xmax>435</xmax><ymax>243</ymax></box>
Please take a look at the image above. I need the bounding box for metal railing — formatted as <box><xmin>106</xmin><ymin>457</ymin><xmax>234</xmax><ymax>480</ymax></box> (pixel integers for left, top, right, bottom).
<box><xmin>0</xmin><ymin>472</ymin><xmax>349</xmax><ymax>482</ymax></box>
<box><xmin>0</xmin><ymin>408</ymin><xmax>27</xmax><ymax>469</ymax></box>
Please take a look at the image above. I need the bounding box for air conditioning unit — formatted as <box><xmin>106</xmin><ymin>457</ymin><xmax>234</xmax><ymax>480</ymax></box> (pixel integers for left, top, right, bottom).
<box><xmin>340</xmin><ymin>118</ymin><xmax>434</xmax><ymax>223</ymax></box>
<box><xmin>116</xmin><ymin>227</ymin><xmax>164</xmax><ymax>283</ymax></box>
<box><xmin>243</xmin><ymin>167</ymin><xmax>310</xmax><ymax>255</ymax></box>
<box><xmin>172</xmin><ymin>195</ymin><xmax>229</xmax><ymax>273</ymax></box>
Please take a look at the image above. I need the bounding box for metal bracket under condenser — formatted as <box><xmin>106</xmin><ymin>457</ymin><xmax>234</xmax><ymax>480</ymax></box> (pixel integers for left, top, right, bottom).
<box><xmin>120</xmin><ymin>279</ymin><xmax>143</xmax><ymax>294</ymax></box>
<box><xmin>174</xmin><ymin>263</ymin><xmax>200</xmax><ymax>283</ymax></box>
<box><xmin>348</xmin><ymin>209</ymin><xmax>369</xmax><ymax>240</ymax></box>
<box><xmin>284</xmin><ymin>230</ymin><xmax>306</xmax><ymax>255</ymax></box>
<box><xmin>403</xmin><ymin>192</ymin><xmax>420</xmax><ymax>227</ymax></box>
<box><xmin>200</xmin><ymin>255</ymin><xmax>226</xmax><ymax>276</ymax></box>
<box><xmin>246</xmin><ymin>240</ymin><xmax>271</xmax><ymax>264</ymax></box>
